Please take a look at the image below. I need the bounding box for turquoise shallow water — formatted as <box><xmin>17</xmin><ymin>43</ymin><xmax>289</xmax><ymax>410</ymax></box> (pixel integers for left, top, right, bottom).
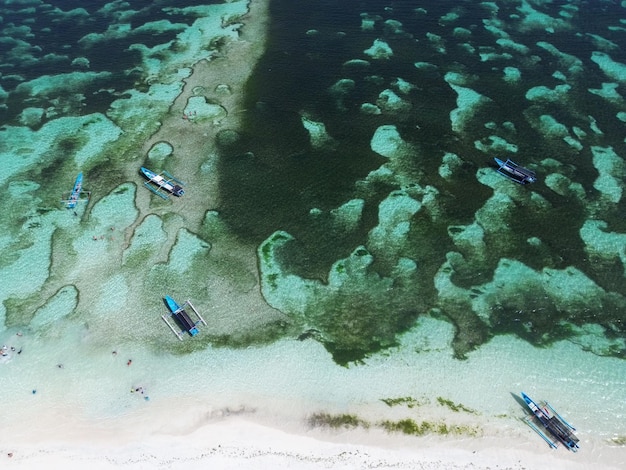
<box><xmin>1</xmin><ymin>0</ymin><xmax>626</xmax><ymax>453</ymax></box>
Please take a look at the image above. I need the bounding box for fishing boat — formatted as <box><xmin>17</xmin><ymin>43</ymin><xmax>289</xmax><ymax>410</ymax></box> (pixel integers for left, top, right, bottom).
<box><xmin>61</xmin><ymin>172</ymin><xmax>90</xmax><ymax>209</ymax></box>
<box><xmin>140</xmin><ymin>167</ymin><xmax>185</xmax><ymax>199</ymax></box>
<box><xmin>494</xmin><ymin>158</ymin><xmax>537</xmax><ymax>184</ymax></box>
<box><xmin>161</xmin><ymin>295</ymin><xmax>207</xmax><ymax>340</ymax></box>
<box><xmin>521</xmin><ymin>392</ymin><xmax>579</xmax><ymax>451</ymax></box>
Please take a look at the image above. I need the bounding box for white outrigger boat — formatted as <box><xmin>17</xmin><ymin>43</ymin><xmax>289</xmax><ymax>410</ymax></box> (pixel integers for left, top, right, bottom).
<box><xmin>140</xmin><ymin>167</ymin><xmax>185</xmax><ymax>199</ymax></box>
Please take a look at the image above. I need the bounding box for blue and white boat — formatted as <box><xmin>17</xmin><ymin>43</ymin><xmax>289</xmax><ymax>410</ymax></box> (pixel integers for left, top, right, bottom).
<box><xmin>521</xmin><ymin>392</ymin><xmax>579</xmax><ymax>452</ymax></box>
<box><xmin>140</xmin><ymin>167</ymin><xmax>185</xmax><ymax>199</ymax></box>
<box><xmin>62</xmin><ymin>172</ymin><xmax>89</xmax><ymax>209</ymax></box>
<box><xmin>494</xmin><ymin>158</ymin><xmax>537</xmax><ymax>184</ymax></box>
<box><xmin>161</xmin><ymin>295</ymin><xmax>207</xmax><ymax>340</ymax></box>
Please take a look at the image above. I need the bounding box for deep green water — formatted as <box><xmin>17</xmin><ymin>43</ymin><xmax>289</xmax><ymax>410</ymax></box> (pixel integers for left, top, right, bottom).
<box><xmin>1</xmin><ymin>0</ymin><xmax>625</xmax><ymax>366</ymax></box>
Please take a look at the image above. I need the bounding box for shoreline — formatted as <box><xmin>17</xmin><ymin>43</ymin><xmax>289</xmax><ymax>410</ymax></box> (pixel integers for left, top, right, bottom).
<box><xmin>2</xmin><ymin>409</ymin><xmax>624</xmax><ymax>470</ymax></box>
<box><xmin>1</xmin><ymin>328</ymin><xmax>625</xmax><ymax>469</ymax></box>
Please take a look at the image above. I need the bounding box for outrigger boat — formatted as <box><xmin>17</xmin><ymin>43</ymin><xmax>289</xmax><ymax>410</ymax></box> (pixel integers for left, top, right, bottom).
<box><xmin>494</xmin><ymin>158</ymin><xmax>537</xmax><ymax>184</ymax></box>
<box><xmin>61</xmin><ymin>172</ymin><xmax>90</xmax><ymax>209</ymax></box>
<box><xmin>161</xmin><ymin>295</ymin><xmax>207</xmax><ymax>340</ymax></box>
<box><xmin>140</xmin><ymin>167</ymin><xmax>185</xmax><ymax>199</ymax></box>
<box><xmin>521</xmin><ymin>392</ymin><xmax>579</xmax><ymax>452</ymax></box>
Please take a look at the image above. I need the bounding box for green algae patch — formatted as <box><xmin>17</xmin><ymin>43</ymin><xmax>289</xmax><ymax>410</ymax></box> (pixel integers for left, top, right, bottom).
<box><xmin>379</xmin><ymin>419</ymin><xmax>480</xmax><ymax>437</ymax></box>
<box><xmin>435</xmin><ymin>252</ymin><xmax>626</xmax><ymax>359</ymax></box>
<box><xmin>155</xmin><ymin>319</ymin><xmax>292</xmax><ymax>357</ymax></box>
<box><xmin>609</xmin><ymin>435</ymin><xmax>626</xmax><ymax>446</ymax></box>
<box><xmin>123</xmin><ymin>214</ymin><xmax>168</xmax><ymax>268</ymax></box>
<box><xmin>381</xmin><ymin>396</ymin><xmax>426</xmax><ymax>408</ymax></box>
<box><xmin>380</xmin><ymin>418</ymin><xmax>432</xmax><ymax>436</ymax></box>
<box><xmin>258</xmin><ymin>232</ymin><xmax>424</xmax><ymax>365</ymax></box>
<box><xmin>4</xmin><ymin>285</ymin><xmax>79</xmax><ymax>331</ymax></box>
<box><xmin>204</xmin><ymin>319</ymin><xmax>291</xmax><ymax>349</ymax></box>
<box><xmin>436</xmin><ymin>397</ymin><xmax>477</xmax><ymax>414</ymax></box>
<box><xmin>307</xmin><ymin>412</ymin><xmax>481</xmax><ymax>438</ymax></box>
<box><xmin>308</xmin><ymin>413</ymin><xmax>370</xmax><ymax>429</ymax></box>
<box><xmin>4</xmin><ymin>296</ymin><xmax>38</xmax><ymax>328</ymax></box>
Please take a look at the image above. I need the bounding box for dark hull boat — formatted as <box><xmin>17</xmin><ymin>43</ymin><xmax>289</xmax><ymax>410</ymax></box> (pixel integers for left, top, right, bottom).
<box><xmin>521</xmin><ymin>392</ymin><xmax>579</xmax><ymax>452</ymax></box>
<box><xmin>140</xmin><ymin>167</ymin><xmax>185</xmax><ymax>199</ymax></box>
<box><xmin>161</xmin><ymin>295</ymin><xmax>207</xmax><ymax>340</ymax></box>
<box><xmin>494</xmin><ymin>158</ymin><xmax>537</xmax><ymax>184</ymax></box>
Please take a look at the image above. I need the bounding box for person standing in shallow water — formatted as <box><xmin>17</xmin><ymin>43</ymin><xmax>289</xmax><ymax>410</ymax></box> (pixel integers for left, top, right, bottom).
<box><xmin>131</xmin><ymin>386</ymin><xmax>149</xmax><ymax>401</ymax></box>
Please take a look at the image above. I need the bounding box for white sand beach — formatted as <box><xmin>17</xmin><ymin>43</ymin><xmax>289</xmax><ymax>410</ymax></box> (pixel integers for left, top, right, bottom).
<box><xmin>2</xmin><ymin>402</ymin><xmax>624</xmax><ymax>470</ymax></box>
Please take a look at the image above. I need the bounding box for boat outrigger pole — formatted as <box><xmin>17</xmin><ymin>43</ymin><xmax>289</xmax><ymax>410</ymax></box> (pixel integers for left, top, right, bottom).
<box><xmin>162</xmin><ymin>315</ymin><xmax>184</xmax><ymax>341</ymax></box>
<box><xmin>522</xmin><ymin>416</ymin><xmax>558</xmax><ymax>449</ymax></box>
<box><xmin>185</xmin><ymin>300</ymin><xmax>207</xmax><ymax>326</ymax></box>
